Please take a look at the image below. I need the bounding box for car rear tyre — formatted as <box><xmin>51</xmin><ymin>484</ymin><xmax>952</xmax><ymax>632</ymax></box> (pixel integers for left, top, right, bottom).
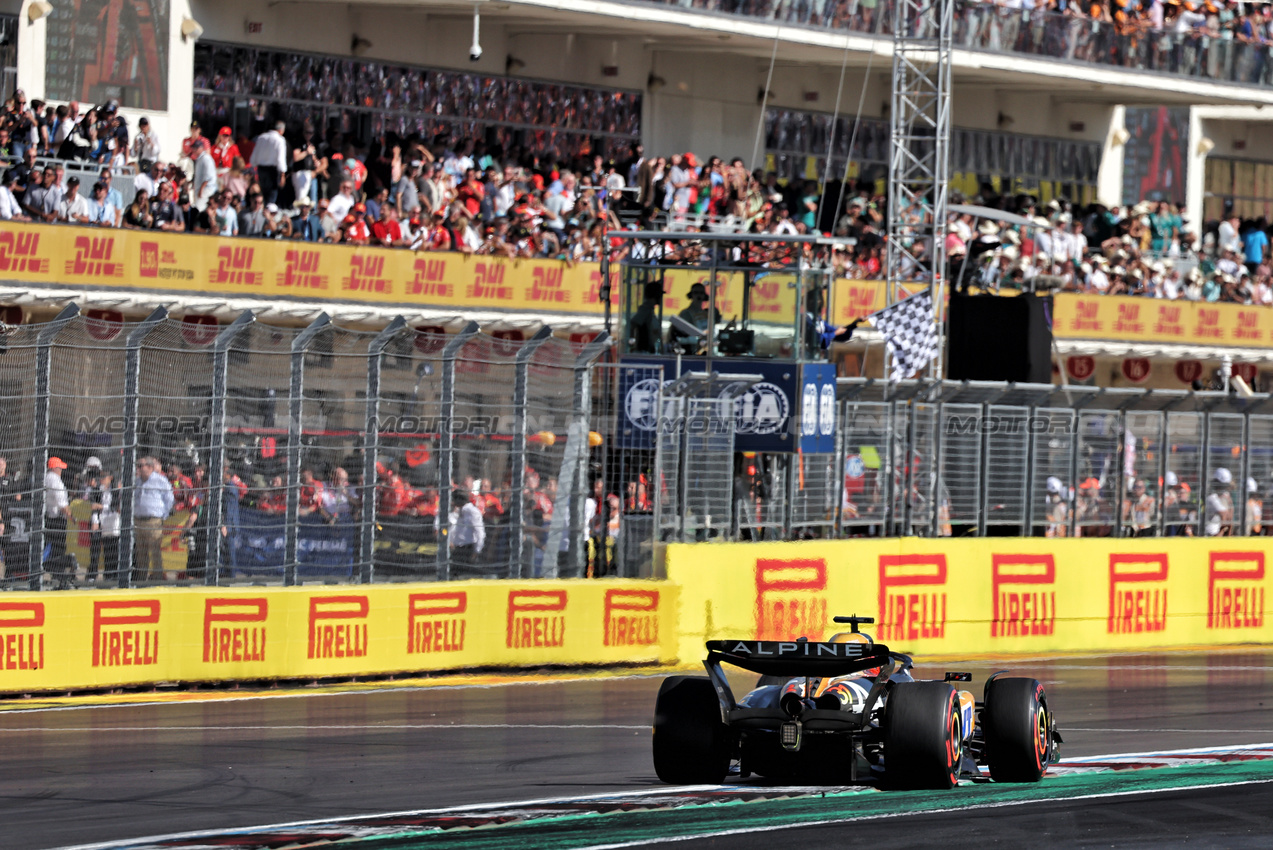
<box><xmin>983</xmin><ymin>677</ymin><xmax>1052</xmax><ymax>782</ymax></box>
<box><xmin>652</xmin><ymin>676</ymin><xmax>732</xmax><ymax>784</ymax></box>
<box><xmin>883</xmin><ymin>681</ymin><xmax>961</xmax><ymax>790</ymax></box>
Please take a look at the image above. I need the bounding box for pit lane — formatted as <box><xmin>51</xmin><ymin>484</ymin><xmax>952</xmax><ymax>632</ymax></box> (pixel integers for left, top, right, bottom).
<box><xmin>6</xmin><ymin>650</ymin><xmax>1273</xmax><ymax>850</ymax></box>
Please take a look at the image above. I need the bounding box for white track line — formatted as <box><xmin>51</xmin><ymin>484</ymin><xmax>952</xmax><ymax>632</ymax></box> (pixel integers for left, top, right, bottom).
<box><xmin>0</xmin><ymin>724</ymin><xmax>649</xmax><ymax>732</ymax></box>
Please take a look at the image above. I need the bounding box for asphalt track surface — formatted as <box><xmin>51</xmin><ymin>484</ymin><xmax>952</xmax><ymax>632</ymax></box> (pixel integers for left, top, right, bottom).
<box><xmin>5</xmin><ymin>651</ymin><xmax>1273</xmax><ymax>849</ymax></box>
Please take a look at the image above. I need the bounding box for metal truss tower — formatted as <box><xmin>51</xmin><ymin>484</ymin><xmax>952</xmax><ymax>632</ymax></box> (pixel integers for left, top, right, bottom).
<box><xmin>886</xmin><ymin>0</ymin><xmax>952</xmax><ymax>378</ymax></box>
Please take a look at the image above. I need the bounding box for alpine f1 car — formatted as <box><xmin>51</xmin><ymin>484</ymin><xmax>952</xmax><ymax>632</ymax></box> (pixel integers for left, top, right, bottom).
<box><xmin>653</xmin><ymin>615</ymin><xmax>1061</xmax><ymax>788</ymax></box>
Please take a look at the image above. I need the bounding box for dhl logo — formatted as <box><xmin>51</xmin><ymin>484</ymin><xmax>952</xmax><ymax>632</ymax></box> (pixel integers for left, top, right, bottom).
<box><xmin>307</xmin><ymin>596</ymin><xmax>369</xmax><ymax>659</ymax></box>
<box><xmin>603</xmin><ymin>589</ymin><xmax>659</xmax><ymax>647</ymax></box>
<box><xmin>0</xmin><ymin>602</ymin><xmax>44</xmax><ymax>671</ymax></box>
<box><xmin>468</xmin><ymin>261</ymin><xmax>513</xmax><ymax>300</ymax></box>
<box><xmin>526</xmin><ymin>266</ymin><xmax>569</xmax><ymax>303</ymax></box>
<box><xmin>0</xmin><ymin>231</ymin><xmax>49</xmax><ymax>274</ymax></box>
<box><xmin>203</xmin><ymin>598</ymin><xmax>267</xmax><ymax>663</ymax></box>
<box><xmin>342</xmin><ymin>255</ymin><xmax>392</xmax><ymax>294</ymax></box>
<box><xmin>754</xmin><ymin>558</ymin><xmax>828</xmax><ymax>641</ymax></box>
<box><xmin>506</xmin><ymin>589</ymin><xmax>566</xmax><ymax>648</ymax></box>
<box><xmin>1194</xmin><ymin>308</ymin><xmax>1223</xmax><ymax>340</ymax></box>
<box><xmin>847</xmin><ymin>284</ymin><xmax>879</xmax><ymax>318</ymax></box>
<box><xmin>878</xmin><ymin>555</ymin><xmax>947</xmax><ymax>641</ymax></box>
<box><xmin>585</xmin><ymin>269</ymin><xmax>617</xmax><ymax>305</ymax></box>
<box><xmin>209</xmin><ymin>246</ymin><xmax>263</xmax><ymax>286</ymax></box>
<box><xmin>1154</xmin><ymin>304</ymin><xmax>1183</xmax><ymax>336</ymax></box>
<box><xmin>1235</xmin><ymin>310</ymin><xmax>1264</xmax><ymax>342</ymax></box>
<box><xmin>1069</xmin><ymin>299</ymin><xmax>1102</xmax><ymax>332</ymax></box>
<box><xmin>65</xmin><ymin>235</ymin><xmax>123</xmax><ymax>278</ymax></box>
<box><xmin>93</xmin><ymin>600</ymin><xmax>160</xmax><ymax>667</ymax></box>
<box><xmin>407</xmin><ymin>257</ymin><xmax>452</xmax><ymax>297</ymax></box>
<box><xmin>1113</xmin><ymin>302</ymin><xmax>1143</xmax><ymax>335</ymax></box>
<box><xmin>278</xmin><ymin>249</ymin><xmax>329</xmax><ymax>290</ymax></box>
<box><xmin>1108</xmin><ymin>554</ymin><xmax>1168</xmax><ymax>634</ymax></box>
<box><xmin>749</xmin><ymin>278</ymin><xmax>786</xmax><ymax>315</ymax></box>
<box><xmin>408</xmin><ymin>591</ymin><xmax>466</xmax><ymax>654</ymax></box>
<box><xmin>1208</xmin><ymin>552</ymin><xmax>1265</xmax><ymax>630</ymax></box>
<box><xmin>991</xmin><ymin>555</ymin><xmax>1056</xmax><ymax>638</ymax></box>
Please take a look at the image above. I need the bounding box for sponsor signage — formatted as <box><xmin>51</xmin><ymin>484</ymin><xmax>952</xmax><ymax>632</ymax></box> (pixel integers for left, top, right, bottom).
<box><xmin>1054</xmin><ymin>291</ymin><xmax>1273</xmax><ymax>348</ymax></box>
<box><xmin>991</xmin><ymin>554</ymin><xmax>1056</xmax><ymax>638</ymax></box>
<box><xmin>799</xmin><ymin>362</ymin><xmax>837</xmax><ymax>454</ymax></box>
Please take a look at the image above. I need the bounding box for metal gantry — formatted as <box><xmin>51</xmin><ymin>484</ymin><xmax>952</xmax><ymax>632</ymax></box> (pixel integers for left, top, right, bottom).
<box><xmin>886</xmin><ymin>0</ymin><xmax>952</xmax><ymax>379</ymax></box>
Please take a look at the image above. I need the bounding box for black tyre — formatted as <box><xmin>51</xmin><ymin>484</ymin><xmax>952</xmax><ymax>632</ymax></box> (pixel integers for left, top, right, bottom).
<box><xmin>652</xmin><ymin>676</ymin><xmax>732</xmax><ymax>784</ymax></box>
<box><xmin>983</xmin><ymin>677</ymin><xmax>1052</xmax><ymax>782</ymax></box>
<box><xmin>883</xmin><ymin>681</ymin><xmax>962</xmax><ymax>790</ymax></box>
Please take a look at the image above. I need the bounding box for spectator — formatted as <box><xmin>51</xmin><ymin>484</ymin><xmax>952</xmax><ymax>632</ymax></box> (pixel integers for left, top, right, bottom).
<box><xmin>43</xmin><ymin>457</ymin><xmax>72</xmax><ymax>562</ymax></box>
<box><xmin>97</xmin><ymin>471</ymin><xmax>122</xmax><ymax>583</ymax></box>
<box><xmin>269</xmin><ymin>203</ymin><xmax>292</xmax><ymax>238</ymax></box>
<box><xmin>449</xmin><ymin>489</ymin><xmax>485</xmax><ymax>570</ymax></box>
<box><xmin>239</xmin><ymin>192</ymin><xmax>273</xmax><ymax>237</ymax></box>
<box><xmin>23</xmin><ymin>166</ymin><xmax>61</xmax><ymax>222</ymax></box>
<box><xmin>131</xmin><ymin>116</ymin><xmax>161</xmax><ymax>163</ymax></box>
<box><xmin>180</xmin><ymin>120</ymin><xmax>205</xmax><ymax>161</ymax></box>
<box><xmin>57</xmin><ymin>176</ymin><xmax>90</xmax><ymax>224</ymax></box>
<box><xmin>343</xmin><ymin>203</ymin><xmax>371</xmax><ymax>244</ymax></box>
<box><xmin>134</xmin><ymin>456</ymin><xmax>174</xmax><ymax>581</ymax></box>
<box><xmin>0</xmin><ymin>171</ymin><xmax>27</xmax><ymax>221</ymax></box>
<box><xmin>192</xmin><ymin>140</ymin><xmax>217</xmax><ymax>211</ymax></box>
<box><xmin>1206</xmin><ymin>467</ymin><xmax>1235</xmax><ymax>536</ymax></box>
<box><xmin>210</xmin><ymin>126</ymin><xmax>240</xmax><ymax>169</ymax></box>
<box><xmin>122</xmin><ymin>189</ymin><xmax>154</xmax><ymax>229</ymax></box>
<box><xmin>328</xmin><ymin>179</ymin><xmax>356</xmax><ymax>222</ymax></box>
<box><xmin>292</xmin><ymin>126</ymin><xmax>320</xmax><ymax>204</ymax></box>
<box><xmin>372</xmin><ymin>203</ymin><xmax>405</xmax><ymax>247</ymax></box>
<box><xmin>152</xmin><ymin>181</ymin><xmax>184</xmax><ymax>232</ymax></box>
<box><xmin>133</xmin><ymin>160</ymin><xmax>161</xmax><ymax>199</ymax></box>
<box><xmin>86</xmin><ymin>182</ymin><xmax>117</xmax><ymax>227</ymax></box>
<box><xmin>8</xmin><ymin>146</ymin><xmax>38</xmax><ymax>202</ymax></box>
<box><xmin>250</xmin><ymin>121</ymin><xmax>289</xmax><ymax>205</ymax></box>
<box><xmin>292</xmin><ymin>196</ymin><xmax>322</xmax><ymax>241</ymax></box>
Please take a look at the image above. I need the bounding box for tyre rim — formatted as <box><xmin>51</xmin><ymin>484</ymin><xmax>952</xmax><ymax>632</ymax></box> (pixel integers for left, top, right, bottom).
<box><xmin>947</xmin><ymin>698</ymin><xmax>962</xmax><ymax>782</ymax></box>
<box><xmin>1035</xmin><ymin>705</ymin><xmax>1049</xmax><ymax>769</ymax></box>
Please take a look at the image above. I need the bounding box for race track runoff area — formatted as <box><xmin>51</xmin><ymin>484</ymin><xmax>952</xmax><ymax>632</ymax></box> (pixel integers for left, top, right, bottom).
<box><xmin>7</xmin><ymin>651</ymin><xmax>1273</xmax><ymax>850</ymax></box>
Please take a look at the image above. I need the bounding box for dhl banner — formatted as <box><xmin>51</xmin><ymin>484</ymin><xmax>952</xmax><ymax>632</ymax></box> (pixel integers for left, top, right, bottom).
<box><xmin>666</xmin><ymin>537</ymin><xmax>1273</xmax><ymax>661</ymax></box>
<box><xmin>0</xmin><ymin>580</ymin><xmax>675</xmax><ymax>692</ymax></box>
<box><xmin>1053</xmin><ymin>292</ymin><xmax>1273</xmax><ymax>349</ymax></box>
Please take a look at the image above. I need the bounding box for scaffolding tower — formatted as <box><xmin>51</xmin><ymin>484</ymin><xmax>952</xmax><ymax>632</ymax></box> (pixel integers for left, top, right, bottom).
<box><xmin>886</xmin><ymin>0</ymin><xmax>952</xmax><ymax>378</ymax></box>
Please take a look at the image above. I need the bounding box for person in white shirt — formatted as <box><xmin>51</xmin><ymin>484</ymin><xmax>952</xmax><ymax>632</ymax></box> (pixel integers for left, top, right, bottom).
<box><xmin>57</xmin><ymin>177</ymin><xmax>90</xmax><ymax>223</ymax></box>
<box><xmin>0</xmin><ymin>171</ymin><xmax>27</xmax><ymax>221</ymax></box>
<box><xmin>134</xmin><ymin>456</ymin><xmax>174</xmax><ymax>581</ymax></box>
<box><xmin>327</xmin><ymin>180</ymin><xmax>356</xmax><ymax>222</ymax></box>
<box><xmin>44</xmin><ymin>457</ymin><xmax>72</xmax><ymax>560</ymax></box>
<box><xmin>250</xmin><ymin>121</ymin><xmax>289</xmax><ymax>206</ymax></box>
<box><xmin>133</xmin><ymin>160</ymin><xmax>161</xmax><ymax>200</ymax></box>
<box><xmin>131</xmin><ymin>116</ymin><xmax>162</xmax><ymax>163</ymax></box>
<box><xmin>87</xmin><ymin>182</ymin><xmax>117</xmax><ymax>227</ymax></box>
<box><xmin>449</xmin><ymin>489</ymin><xmax>486</xmax><ymax>570</ymax></box>
<box><xmin>1218</xmin><ymin>214</ymin><xmax>1243</xmax><ymax>255</ymax></box>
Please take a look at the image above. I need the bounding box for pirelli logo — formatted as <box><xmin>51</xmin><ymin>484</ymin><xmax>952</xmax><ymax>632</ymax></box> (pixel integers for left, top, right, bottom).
<box><xmin>1208</xmin><ymin>552</ymin><xmax>1265</xmax><ymax>630</ymax></box>
<box><xmin>1108</xmin><ymin>554</ymin><xmax>1168</xmax><ymax>634</ymax></box>
<box><xmin>878</xmin><ymin>555</ymin><xmax>947</xmax><ymax>641</ymax></box>
<box><xmin>991</xmin><ymin>554</ymin><xmax>1056</xmax><ymax>638</ymax></box>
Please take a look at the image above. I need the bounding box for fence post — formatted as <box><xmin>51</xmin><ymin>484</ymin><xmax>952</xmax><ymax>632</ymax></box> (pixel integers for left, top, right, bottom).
<box><xmin>549</xmin><ymin>332</ymin><xmax>609</xmax><ymax>577</ymax></box>
<box><xmin>506</xmin><ymin>326</ymin><xmax>553</xmax><ymax>579</ymax></box>
<box><xmin>976</xmin><ymin>401</ymin><xmax>992</xmax><ymax>537</ymax></box>
<box><xmin>1022</xmin><ymin>404</ymin><xmax>1038</xmax><ymax>537</ymax></box>
<box><xmin>929</xmin><ymin>399</ymin><xmax>945</xmax><ymax>537</ymax></box>
<box><xmin>118</xmin><ymin>307</ymin><xmax>168</xmax><ymax>589</ymax></box>
<box><xmin>884</xmin><ymin>400</ymin><xmax>898</xmax><ymax>536</ymax></box>
<box><xmin>1198</xmin><ymin>408</ymin><xmax>1212</xmax><ymax>538</ymax></box>
<box><xmin>435</xmin><ymin>322</ymin><xmax>481</xmax><ymax>582</ymax></box>
<box><xmin>360</xmin><ymin>317</ymin><xmax>407</xmax><ymax>584</ymax></box>
<box><xmin>1238</xmin><ymin>412</ymin><xmax>1252</xmax><ymax>535</ymax></box>
<box><xmin>30</xmin><ymin>304</ymin><xmax>79</xmax><ymax>590</ymax></box>
<box><xmin>1155</xmin><ymin>411</ymin><xmax>1169</xmax><ymax>538</ymax></box>
<box><xmin>284</xmin><ymin>314</ymin><xmax>331</xmax><ymax>586</ymax></box>
<box><xmin>203</xmin><ymin>312</ymin><xmax>256</xmax><ymax>587</ymax></box>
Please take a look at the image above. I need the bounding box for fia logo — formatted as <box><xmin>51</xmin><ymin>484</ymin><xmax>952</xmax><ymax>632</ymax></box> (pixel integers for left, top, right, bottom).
<box><xmin>625</xmin><ymin>378</ymin><xmax>661</xmax><ymax>432</ymax></box>
<box><xmin>729</xmin><ymin>382</ymin><xmax>790</xmax><ymax>436</ymax></box>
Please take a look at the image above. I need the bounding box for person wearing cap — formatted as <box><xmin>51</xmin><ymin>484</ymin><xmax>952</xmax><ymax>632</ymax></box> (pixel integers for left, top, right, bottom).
<box><xmin>1044</xmin><ymin>476</ymin><xmax>1069</xmax><ymax>538</ymax></box>
<box><xmin>56</xmin><ymin>176</ymin><xmax>90</xmax><ymax>223</ymax></box>
<box><xmin>670</xmin><ymin>281</ymin><xmax>715</xmax><ymax>353</ymax></box>
<box><xmin>210</xmin><ymin>126</ymin><xmax>240</xmax><ymax>170</ymax></box>
<box><xmin>44</xmin><ymin>457</ymin><xmax>72</xmax><ymax>562</ymax></box>
<box><xmin>344</xmin><ymin>203</ymin><xmax>372</xmax><ymax>244</ymax></box>
<box><xmin>1075</xmin><ymin>477</ymin><xmax>1108</xmax><ymax>537</ymax></box>
<box><xmin>292</xmin><ymin>195</ymin><xmax>322</xmax><ymax>241</ymax></box>
<box><xmin>267</xmin><ymin>200</ymin><xmax>292</xmax><ymax>238</ymax></box>
<box><xmin>131</xmin><ymin>116</ymin><xmax>161</xmax><ymax>163</ymax></box>
<box><xmin>134</xmin><ymin>456</ymin><xmax>173</xmax><ymax>582</ymax></box>
<box><xmin>449</xmin><ymin>489</ymin><xmax>486</xmax><ymax>572</ymax></box>
<box><xmin>1206</xmin><ymin>467</ymin><xmax>1235</xmax><ymax>536</ymax></box>
<box><xmin>1122</xmin><ymin>478</ymin><xmax>1156</xmax><ymax>537</ymax></box>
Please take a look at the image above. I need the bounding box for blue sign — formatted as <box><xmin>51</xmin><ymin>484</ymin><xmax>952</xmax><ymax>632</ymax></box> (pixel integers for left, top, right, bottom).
<box><xmin>617</xmin><ymin>356</ymin><xmax>799</xmax><ymax>453</ymax></box>
<box><xmin>230</xmin><ymin>507</ymin><xmax>355</xmax><ymax>578</ymax></box>
<box><xmin>799</xmin><ymin>363</ymin><xmax>837</xmax><ymax>454</ymax></box>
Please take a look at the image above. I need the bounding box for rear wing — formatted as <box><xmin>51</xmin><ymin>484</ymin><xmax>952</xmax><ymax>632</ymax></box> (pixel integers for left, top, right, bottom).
<box><xmin>705</xmin><ymin>639</ymin><xmax>891</xmax><ymax>678</ymax></box>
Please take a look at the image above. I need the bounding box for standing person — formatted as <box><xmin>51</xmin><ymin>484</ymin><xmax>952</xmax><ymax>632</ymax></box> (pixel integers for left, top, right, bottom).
<box><xmin>250</xmin><ymin>121</ymin><xmax>289</xmax><ymax>205</ymax></box>
<box><xmin>43</xmin><ymin>457</ymin><xmax>72</xmax><ymax>563</ymax></box>
<box><xmin>449</xmin><ymin>489</ymin><xmax>485</xmax><ymax>572</ymax></box>
<box><xmin>1206</xmin><ymin>467</ymin><xmax>1235</xmax><ymax>537</ymax></box>
<box><xmin>134</xmin><ymin>456</ymin><xmax>173</xmax><ymax>581</ymax></box>
<box><xmin>82</xmin><ymin>461</ymin><xmax>104</xmax><ymax>580</ymax></box>
<box><xmin>0</xmin><ymin>456</ymin><xmax>29</xmax><ymax>583</ymax></box>
<box><xmin>97</xmin><ymin>471</ymin><xmax>122</xmax><ymax>583</ymax></box>
<box><xmin>131</xmin><ymin>116</ymin><xmax>161</xmax><ymax>163</ymax></box>
<box><xmin>1246</xmin><ymin>478</ymin><xmax>1263</xmax><ymax>536</ymax></box>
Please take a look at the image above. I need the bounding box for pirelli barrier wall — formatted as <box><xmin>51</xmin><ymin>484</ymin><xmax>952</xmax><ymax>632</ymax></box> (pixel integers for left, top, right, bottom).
<box><xmin>0</xmin><ymin>580</ymin><xmax>675</xmax><ymax>692</ymax></box>
<box><xmin>666</xmin><ymin>538</ymin><xmax>1273</xmax><ymax>661</ymax></box>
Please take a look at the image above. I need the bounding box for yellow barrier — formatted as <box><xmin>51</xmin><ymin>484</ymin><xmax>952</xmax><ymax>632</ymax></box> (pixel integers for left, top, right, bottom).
<box><xmin>1053</xmin><ymin>291</ymin><xmax>1273</xmax><ymax>348</ymax></box>
<box><xmin>666</xmin><ymin>538</ymin><xmax>1272</xmax><ymax>660</ymax></box>
<box><xmin>0</xmin><ymin>579</ymin><xmax>676</xmax><ymax>692</ymax></box>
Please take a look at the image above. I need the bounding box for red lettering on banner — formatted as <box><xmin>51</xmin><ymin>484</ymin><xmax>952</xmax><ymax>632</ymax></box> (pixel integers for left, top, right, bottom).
<box><xmin>0</xmin><ymin>602</ymin><xmax>44</xmax><ymax>671</ymax></box>
<box><xmin>406</xmin><ymin>257</ymin><xmax>452</xmax><ymax>297</ymax></box>
<box><xmin>0</xmin><ymin>231</ymin><xmax>49</xmax><ymax>274</ymax></box>
<box><xmin>506</xmin><ymin>590</ymin><xmax>567</xmax><ymax>648</ymax></box>
<box><xmin>307</xmin><ymin>596</ymin><xmax>369</xmax><ymax>659</ymax></box>
<box><xmin>468</xmin><ymin>261</ymin><xmax>513</xmax><ymax>301</ymax></box>
<box><xmin>209</xmin><ymin>245</ymin><xmax>263</xmax><ymax>286</ymax></box>
<box><xmin>278</xmin><ymin>249</ymin><xmax>329</xmax><ymax>290</ymax></box>
<box><xmin>342</xmin><ymin>255</ymin><xmax>391</xmax><ymax>294</ymax></box>
<box><xmin>202</xmin><ymin>598</ymin><xmax>268</xmax><ymax>663</ymax></box>
<box><xmin>847</xmin><ymin>285</ymin><xmax>878</xmax><ymax>320</ymax></box>
<box><xmin>585</xmin><ymin>269</ymin><xmax>618</xmax><ymax>306</ymax></box>
<box><xmin>1194</xmin><ymin>308</ymin><xmax>1223</xmax><ymax>340</ymax></box>
<box><xmin>750</xmin><ymin>279</ymin><xmax>783</xmax><ymax>316</ymax></box>
<box><xmin>1235</xmin><ymin>310</ymin><xmax>1264</xmax><ymax>343</ymax></box>
<box><xmin>879</xmin><ymin>555</ymin><xmax>947</xmax><ymax>641</ymax></box>
<box><xmin>526</xmin><ymin>266</ymin><xmax>570</xmax><ymax>304</ymax></box>
<box><xmin>1113</xmin><ymin>302</ymin><xmax>1143</xmax><ymax>335</ymax></box>
<box><xmin>92</xmin><ymin>600</ymin><xmax>160</xmax><ymax>667</ymax></box>
<box><xmin>65</xmin><ymin>235</ymin><xmax>123</xmax><ymax>278</ymax></box>
<box><xmin>1108</xmin><ymin>554</ymin><xmax>1169</xmax><ymax>634</ymax></box>
<box><xmin>1070</xmin><ymin>299</ymin><xmax>1103</xmax><ymax>333</ymax></box>
<box><xmin>1208</xmin><ymin>552</ymin><xmax>1265</xmax><ymax>630</ymax></box>
<box><xmin>755</xmin><ymin>559</ymin><xmax>828</xmax><ymax>641</ymax></box>
<box><xmin>990</xmin><ymin>555</ymin><xmax>1056</xmax><ymax>638</ymax></box>
<box><xmin>1154</xmin><ymin>304</ymin><xmax>1184</xmax><ymax>337</ymax></box>
<box><xmin>603</xmin><ymin>589</ymin><xmax>660</xmax><ymax>647</ymax></box>
<box><xmin>139</xmin><ymin>241</ymin><xmax>159</xmax><ymax>277</ymax></box>
<box><xmin>408</xmin><ymin>592</ymin><xmax>467</xmax><ymax>654</ymax></box>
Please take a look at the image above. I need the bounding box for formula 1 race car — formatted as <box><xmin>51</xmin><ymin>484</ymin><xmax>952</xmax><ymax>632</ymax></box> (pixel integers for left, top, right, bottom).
<box><xmin>652</xmin><ymin>615</ymin><xmax>1061</xmax><ymax>788</ymax></box>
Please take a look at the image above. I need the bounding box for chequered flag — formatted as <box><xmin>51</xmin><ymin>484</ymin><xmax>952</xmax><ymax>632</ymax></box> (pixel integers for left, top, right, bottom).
<box><xmin>869</xmin><ymin>288</ymin><xmax>938</xmax><ymax>382</ymax></box>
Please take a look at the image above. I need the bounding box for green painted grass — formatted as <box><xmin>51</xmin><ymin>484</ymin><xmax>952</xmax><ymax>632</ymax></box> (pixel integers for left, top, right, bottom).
<box><xmin>344</xmin><ymin>760</ymin><xmax>1273</xmax><ymax>849</ymax></box>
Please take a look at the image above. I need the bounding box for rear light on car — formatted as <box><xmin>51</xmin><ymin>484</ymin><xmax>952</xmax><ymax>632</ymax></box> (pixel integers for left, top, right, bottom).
<box><xmin>780</xmin><ymin>720</ymin><xmax>802</xmax><ymax>752</ymax></box>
